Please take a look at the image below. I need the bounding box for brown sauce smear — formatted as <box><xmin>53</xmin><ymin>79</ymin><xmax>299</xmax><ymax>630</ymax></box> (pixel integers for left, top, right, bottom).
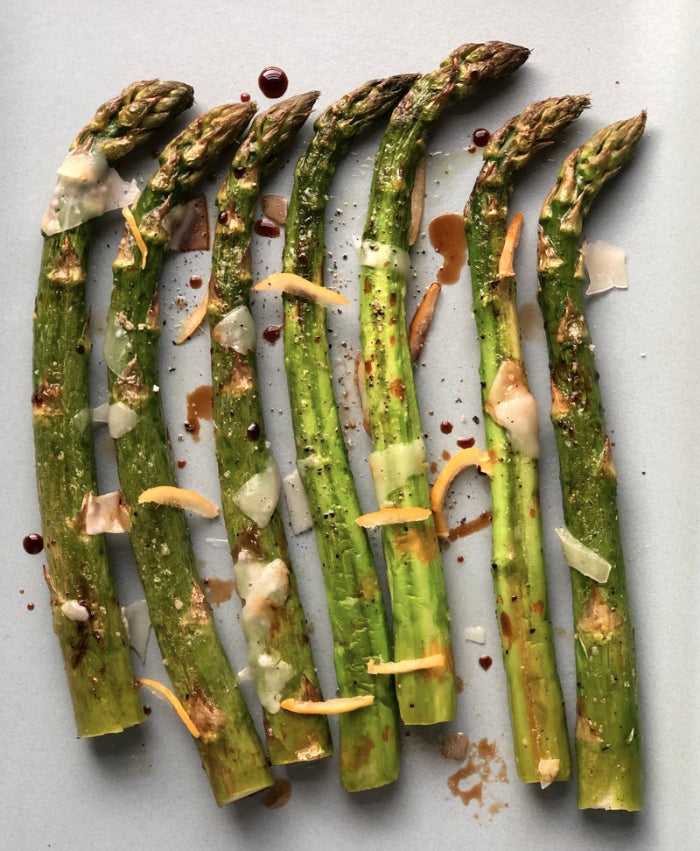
<box><xmin>185</xmin><ymin>384</ymin><xmax>214</xmax><ymax>442</ymax></box>
<box><xmin>261</xmin><ymin>777</ymin><xmax>292</xmax><ymax>809</ymax></box>
<box><xmin>204</xmin><ymin>578</ymin><xmax>235</xmax><ymax>605</ymax></box>
<box><xmin>441</xmin><ymin>732</ymin><xmax>469</xmax><ymax>761</ymax></box>
<box><xmin>447</xmin><ymin>736</ymin><xmax>509</xmax><ymax>821</ymax></box>
<box><xmin>518</xmin><ymin>301</ymin><xmax>544</xmax><ymax>341</ymax></box>
<box><xmin>448</xmin><ymin>510</ymin><xmax>492</xmax><ymax>542</ymax></box>
<box><xmin>429</xmin><ymin>213</ymin><xmax>467</xmax><ymax>285</ymax></box>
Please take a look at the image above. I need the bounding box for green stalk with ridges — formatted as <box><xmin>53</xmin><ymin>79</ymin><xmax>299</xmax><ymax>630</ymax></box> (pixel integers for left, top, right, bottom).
<box><xmin>281</xmin><ymin>75</ymin><xmax>417</xmax><ymax>791</ymax></box>
<box><xmin>537</xmin><ymin>112</ymin><xmax>646</xmax><ymax>810</ymax></box>
<box><xmin>464</xmin><ymin>95</ymin><xmax>590</xmax><ymax>783</ymax></box>
<box><xmin>32</xmin><ymin>80</ymin><xmax>194</xmax><ymax>737</ymax></box>
<box><xmin>106</xmin><ymin>101</ymin><xmax>274</xmax><ymax>805</ymax></box>
<box><xmin>359</xmin><ymin>42</ymin><xmax>529</xmax><ymax>724</ymax></box>
<box><xmin>208</xmin><ymin>91</ymin><xmax>334</xmax><ymax>766</ymax></box>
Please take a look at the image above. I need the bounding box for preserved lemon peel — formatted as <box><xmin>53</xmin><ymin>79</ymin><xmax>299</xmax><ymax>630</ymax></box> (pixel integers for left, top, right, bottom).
<box><xmin>355</xmin><ymin>506</ymin><xmax>431</xmax><ymax>528</ymax></box>
<box><xmin>280</xmin><ymin>695</ymin><xmax>374</xmax><ymax>714</ymax></box>
<box><xmin>122</xmin><ymin>206</ymin><xmax>148</xmax><ymax>269</ymax></box>
<box><xmin>367</xmin><ymin>653</ymin><xmax>445</xmax><ymax>674</ymax></box>
<box><xmin>138</xmin><ymin>678</ymin><xmax>200</xmax><ymax>738</ymax></box>
<box><xmin>138</xmin><ymin>485</ymin><xmax>219</xmax><ymax>518</ymax></box>
<box><xmin>431</xmin><ymin>447</ymin><xmax>497</xmax><ymax>538</ymax></box>
<box><xmin>254</xmin><ymin>272</ymin><xmax>350</xmax><ymax>306</ymax></box>
<box><xmin>498</xmin><ymin>211</ymin><xmax>524</xmax><ymax>279</ymax></box>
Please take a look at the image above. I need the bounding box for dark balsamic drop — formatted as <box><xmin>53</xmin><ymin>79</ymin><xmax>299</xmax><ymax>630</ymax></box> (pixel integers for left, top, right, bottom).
<box><xmin>240</xmin><ymin>92</ymin><xmax>251</xmax><ymax>103</ymax></box>
<box><xmin>473</xmin><ymin>128</ymin><xmax>491</xmax><ymax>147</ymax></box>
<box><xmin>254</xmin><ymin>217</ymin><xmax>280</xmax><ymax>238</ymax></box>
<box><xmin>23</xmin><ymin>533</ymin><xmax>44</xmax><ymax>555</ymax></box>
<box><xmin>263</xmin><ymin>324</ymin><xmax>283</xmax><ymax>344</ymax></box>
<box><xmin>258</xmin><ymin>67</ymin><xmax>289</xmax><ymax>99</ymax></box>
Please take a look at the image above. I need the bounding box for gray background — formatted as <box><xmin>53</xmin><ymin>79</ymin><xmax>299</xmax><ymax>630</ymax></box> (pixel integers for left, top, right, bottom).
<box><xmin>2</xmin><ymin>2</ymin><xmax>697</xmax><ymax>849</ymax></box>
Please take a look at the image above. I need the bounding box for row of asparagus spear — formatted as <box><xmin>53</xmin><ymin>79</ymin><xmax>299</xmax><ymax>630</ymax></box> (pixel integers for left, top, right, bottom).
<box><xmin>32</xmin><ymin>41</ymin><xmax>644</xmax><ymax>811</ymax></box>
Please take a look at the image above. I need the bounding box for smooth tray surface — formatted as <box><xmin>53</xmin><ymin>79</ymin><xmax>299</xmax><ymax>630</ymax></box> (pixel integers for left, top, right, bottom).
<box><xmin>2</xmin><ymin>2</ymin><xmax>697</xmax><ymax>849</ymax></box>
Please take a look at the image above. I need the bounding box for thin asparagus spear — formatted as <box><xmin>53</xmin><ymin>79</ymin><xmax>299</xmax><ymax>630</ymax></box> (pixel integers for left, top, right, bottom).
<box><xmin>33</xmin><ymin>80</ymin><xmax>193</xmax><ymax>737</ymax></box>
<box><xmin>106</xmin><ymin>102</ymin><xmax>274</xmax><ymax>805</ymax></box>
<box><xmin>359</xmin><ymin>42</ymin><xmax>530</xmax><ymax>725</ymax></box>
<box><xmin>280</xmin><ymin>75</ymin><xmax>417</xmax><ymax>791</ymax></box>
<box><xmin>208</xmin><ymin>91</ymin><xmax>334</xmax><ymax>765</ymax></box>
<box><xmin>464</xmin><ymin>95</ymin><xmax>590</xmax><ymax>783</ymax></box>
<box><xmin>537</xmin><ymin>113</ymin><xmax>646</xmax><ymax>810</ymax></box>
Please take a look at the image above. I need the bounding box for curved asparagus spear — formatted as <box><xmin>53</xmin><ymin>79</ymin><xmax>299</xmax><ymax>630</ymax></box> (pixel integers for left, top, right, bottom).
<box><xmin>106</xmin><ymin>102</ymin><xmax>274</xmax><ymax>805</ymax></box>
<box><xmin>32</xmin><ymin>80</ymin><xmax>194</xmax><ymax>737</ymax></box>
<box><xmin>464</xmin><ymin>95</ymin><xmax>590</xmax><ymax>783</ymax></box>
<box><xmin>280</xmin><ymin>75</ymin><xmax>417</xmax><ymax>791</ymax></box>
<box><xmin>208</xmin><ymin>91</ymin><xmax>334</xmax><ymax>765</ymax></box>
<box><xmin>359</xmin><ymin>42</ymin><xmax>529</xmax><ymax>725</ymax></box>
<box><xmin>537</xmin><ymin>112</ymin><xmax>646</xmax><ymax>810</ymax></box>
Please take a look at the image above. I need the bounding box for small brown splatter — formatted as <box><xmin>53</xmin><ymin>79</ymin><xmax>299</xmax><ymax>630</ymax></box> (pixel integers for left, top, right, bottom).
<box><xmin>448</xmin><ymin>510</ymin><xmax>492</xmax><ymax>542</ymax></box>
<box><xmin>455</xmin><ymin>676</ymin><xmax>465</xmax><ymax>694</ymax></box>
<box><xmin>478</xmin><ymin>655</ymin><xmax>492</xmax><ymax>671</ymax></box>
<box><xmin>441</xmin><ymin>732</ymin><xmax>469</xmax><ymax>761</ymax></box>
<box><xmin>429</xmin><ymin>213</ymin><xmax>467</xmax><ymax>285</ymax></box>
<box><xmin>456</xmin><ymin>436</ymin><xmax>475</xmax><ymax>449</ymax></box>
<box><xmin>177</xmin><ymin>460</ymin><xmax>186</xmax><ymax>469</ymax></box>
<box><xmin>447</xmin><ymin>736</ymin><xmax>509</xmax><ymax>822</ymax></box>
<box><xmin>441</xmin><ymin>449</ymin><xmax>451</xmax><ymax>461</ymax></box>
<box><xmin>518</xmin><ymin>301</ymin><xmax>544</xmax><ymax>341</ymax></box>
<box><xmin>261</xmin><ymin>777</ymin><xmax>292</xmax><ymax>809</ymax></box>
<box><xmin>263</xmin><ymin>324</ymin><xmax>283</xmax><ymax>344</ymax></box>
<box><xmin>185</xmin><ymin>384</ymin><xmax>214</xmax><ymax>442</ymax></box>
<box><xmin>204</xmin><ymin>578</ymin><xmax>235</xmax><ymax>605</ymax></box>
<box><xmin>440</xmin><ymin>420</ymin><xmax>453</xmax><ymax>434</ymax></box>
<box><xmin>27</xmin><ymin>603</ymin><xmax>35</xmax><ymax>611</ymax></box>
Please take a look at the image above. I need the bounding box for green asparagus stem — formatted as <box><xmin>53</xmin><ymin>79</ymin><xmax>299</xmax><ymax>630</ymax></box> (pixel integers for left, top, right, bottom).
<box><xmin>208</xmin><ymin>91</ymin><xmax>334</xmax><ymax>766</ymax></box>
<box><xmin>106</xmin><ymin>102</ymin><xmax>274</xmax><ymax>805</ymax></box>
<box><xmin>281</xmin><ymin>75</ymin><xmax>417</xmax><ymax>791</ymax></box>
<box><xmin>537</xmin><ymin>112</ymin><xmax>646</xmax><ymax>809</ymax></box>
<box><xmin>32</xmin><ymin>80</ymin><xmax>194</xmax><ymax>737</ymax></box>
<box><xmin>359</xmin><ymin>42</ymin><xmax>529</xmax><ymax>725</ymax></box>
<box><xmin>464</xmin><ymin>95</ymin><xmax>590</xmax><ymax>783</ymax></box>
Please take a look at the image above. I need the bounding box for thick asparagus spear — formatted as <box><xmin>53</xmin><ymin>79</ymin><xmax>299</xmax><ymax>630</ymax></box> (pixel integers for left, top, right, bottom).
<box><xmin>537</xmin><ymin>113</ymin><xmax>646</xmax><ymax>810</ymax></box>
<box><xmin>208</xmin><ymin>92</ymin><xmax>334</xmax><ymax>765</ymax></box>
<box><xmin>106</xmin><ymin>102</ymin><xmax>274</xmax><ymax>805</ymax></box>
<box><xmin>32</xmin><ymin>80</ymin><xmax>193</xmax><ymax>737</ymax></box>
<box><xmin>359</xmin><ymin>42</ymin><xmax>529</xmax><ymax>725</ymax></box>
<box><xmin>464</xmin><ymin>95</ymin><xmax>590</xmax><ymax>783</ymax></box>
<box><xmin>280</xmin><ymin>75</ymin><xmax>417</xmax><ymax>791</ymax></box>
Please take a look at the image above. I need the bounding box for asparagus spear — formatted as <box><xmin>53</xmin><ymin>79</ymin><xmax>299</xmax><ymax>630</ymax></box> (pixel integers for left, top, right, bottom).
<box><xmin>464</xmin><ymin>95</ymin><xmax>590</xmax><ymax>783</ymax></box>
<box><xmin>208</xmin><ymin>91</ymin><xmax>334</xmax><ymax>766</ymax></box>
<box><xmin>280</xmin><ymin>75</ymin><xmax>417</xmax><ymax>791</ymax></box>
<box><xmin>32</xmin><ymin>80</ymin><xmax>194</xmax><ymax>737</ymax></box>
<box><xmin>106</xmin><ymin>101</ymin><xmax>274</xmax><ymax>805</ymax></box>
<box><xmin>537</xmin><ymin>113</ymin><xmax>646</xmax><ymax>810</ymax></box>
<box><xmin>359</xmin><ymin>42</ymin><xmax>530</xmax><ymax>725</ymax></box>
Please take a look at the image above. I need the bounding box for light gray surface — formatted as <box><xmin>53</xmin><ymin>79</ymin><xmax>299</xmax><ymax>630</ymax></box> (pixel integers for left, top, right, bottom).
<box><xmin>2</xmin><ymin>2</ymin><xmax>698</xmax><ymax>849</ymax></box>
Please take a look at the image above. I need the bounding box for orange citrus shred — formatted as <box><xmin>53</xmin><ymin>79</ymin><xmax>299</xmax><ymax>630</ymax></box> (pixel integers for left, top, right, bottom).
<box><xmin>280</xmin><ymin>695</ymin><xmax>374</xmax><ymax>715</ymax></box>
<box><xmin>174</xmin><ymin>289</ymin><xmax>209</xmax><ymax>344</ymax></box>
<box><xmin>431</xmin><ymin>447</ymin><xmax>497</xmax><ymax>538</ymax></box>
<box><xmin>367</xmin><ymin>653</ymin><xmax>445</xmax><ymax>674</ymax></box>
<box><xmin>253</xmin><ymin>273</ymin><xmax>350</xmax><ymax>306</ymax></box>
<box><xmin>355</xmin><ymin>506</ymin><xmax>431</xmax><ymax>528</ymax></box>
<box><xmin>498</xmin><ymin>211</ymin><xmax>524</xmax><ymax>279</ymax></box>
<box><xmin>138</xmin><ymin>678</ymin><xmax>200</xmax><ymax>738</ymax></box>
<box><xmin>122</xmin><ymin>206</ymin><xmax>148</xmax><ymax>270</ymax></box>
<box><xmin>138</xmin><ymin>485</ymin><xmax>219</xmax><ymax>518</ymax></box>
